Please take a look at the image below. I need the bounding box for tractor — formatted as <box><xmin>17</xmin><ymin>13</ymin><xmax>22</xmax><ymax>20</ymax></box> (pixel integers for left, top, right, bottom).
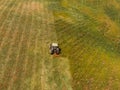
<box><xmin>49</xmin><ymin>43</ymin><xmax>61</xmax><ymax>55</ymax></box>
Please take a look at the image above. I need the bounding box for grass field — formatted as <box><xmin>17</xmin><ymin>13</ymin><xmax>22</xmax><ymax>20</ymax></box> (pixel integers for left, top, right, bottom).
<box><xmin>0</xmin><ymin>0</ymin><xmax>120</xmax><ymax>90</ymax></box>
<box><xmin>48</xmin><ymin>0</ymin><xmax>120</xmax><ymax>90</ymax></box>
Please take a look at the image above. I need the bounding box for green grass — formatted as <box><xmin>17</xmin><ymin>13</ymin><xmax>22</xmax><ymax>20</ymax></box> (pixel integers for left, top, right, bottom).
<box><xmin>0</xmin><ymin>0</ymin><xmax>120</xmax><ymax>90</ymax></box>
<box><xmin>48</xmin><ymin>0</ymin><xmax>120</xmax><ymax>90</ymax></box>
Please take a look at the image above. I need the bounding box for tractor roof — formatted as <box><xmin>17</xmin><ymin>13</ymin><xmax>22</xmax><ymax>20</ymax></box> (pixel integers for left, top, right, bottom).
<box><xmin>52</xmin><ymin>43</ymin><xmax>58</xmax><ymax>46</ymax></box>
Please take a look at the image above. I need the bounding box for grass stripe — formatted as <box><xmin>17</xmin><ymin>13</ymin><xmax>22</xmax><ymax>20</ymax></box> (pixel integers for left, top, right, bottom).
<box><xmin>0</xmin><ymin>0</ymin><xmax>24</xmax><ymax>81</ymax></box>
<box><xmin>6</xmin><ymin>3</ymin><xmax>30</xmax><ymax>90</ymax></box>
<box><xmin>40</xmin><ymin>1</ymin><xmax>48</xmax><ymax>90</ymax></box>
<box><xmin>7</xmin><ymin>23</ymin><xmax>24</xmax><ymax>90</ymax></box>
<box><xmin>0</xmin><ymin>0</ymin><xmax>13</xmax><ymax>19</ymax></box>
<box><xmin>30</xmin><ymin>1</ymin><xmax>38</xmax><ymax>90</ymax></box>
<box><xmin>13</xmin><ymin>0</ymin><xmax>32</xmax><ymax>89</ymax></box>
<box><xmin>15</xmin><ymin>0</ymin><xmax>31</xmax><ymax>90</ymax></box>
<box><xmin>0</xmin><ymin>0</ymin><xmax>15</xmax><ymax>42</ymax></box>
<box><xmin>0</xmin><ymin>0</ymin><xmax>16</xmax><ymax>28</ymax></box>
<box><xmin>0</xmin><ymin>0</ymin><xmax>20</xmax><ymax>82</ymax></box>
<box><xmin>0</xmin><ymin>0</ymin><xmax>18</xmax><ymax>52</ymax></box>
<box><xmin>31</xmin><ymin>2</ymin><xmax>43</xmax><ymax>90</ymax></box>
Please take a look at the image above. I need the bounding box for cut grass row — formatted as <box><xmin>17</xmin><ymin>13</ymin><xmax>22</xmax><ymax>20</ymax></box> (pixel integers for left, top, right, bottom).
<box><xmin>0</xmin><ymin>0</ymin><xmax>43</xmax><ymax>89</ymax></box>
<box><xmin>0</xmin><ymin>0</ymin><xmax>19</xmax><ymax>82</ymax></box>
<box><xmin>0</xmin><ymin>0</ymin><xmax>30</xmax><ymax>89</ymax></box>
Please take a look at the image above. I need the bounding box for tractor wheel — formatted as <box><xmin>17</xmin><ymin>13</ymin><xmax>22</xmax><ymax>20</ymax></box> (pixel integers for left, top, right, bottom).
<box><xmin>50</xmin><ymin>48</ymin><xmax>54</xmax><ymax>55</ymax></box>
<box><xmin>50</xmin><ymin>50</ymin><xmax>54</xmax><ymax>55</ymax></box>
<box><xmin>56</xmin><ymin>48</ymin><xmax>60</xmax><ymax>54</ymax></box>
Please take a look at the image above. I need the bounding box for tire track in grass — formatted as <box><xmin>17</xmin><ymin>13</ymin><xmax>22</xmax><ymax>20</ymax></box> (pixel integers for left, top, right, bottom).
<box><xmin>0</xmin><ymin>0</ymin><xmax>21</xmax><ymax>82</ymax></box>
<box><xmin>0</xmin><ymin>0</ymin><xmax>18</xmax><ymax>52</ymax></box>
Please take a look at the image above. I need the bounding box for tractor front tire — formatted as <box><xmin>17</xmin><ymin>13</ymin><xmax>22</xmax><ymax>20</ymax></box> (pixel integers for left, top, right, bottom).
<box><xmin>50</xmin><ymin>49</ymin><xmax>54</xmax><ymax>55</ymax></box>
<box><xmin>56</xmin><ymin>48</ymin><xmax>60</xmax><ymax>55</ymax></box>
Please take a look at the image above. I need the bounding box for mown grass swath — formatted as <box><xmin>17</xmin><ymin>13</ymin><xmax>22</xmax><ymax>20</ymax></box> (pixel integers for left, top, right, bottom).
<box><xmin>0</xmin><ymin>0</ymin><xmax>42</xmax><ymax>89</ymax></box>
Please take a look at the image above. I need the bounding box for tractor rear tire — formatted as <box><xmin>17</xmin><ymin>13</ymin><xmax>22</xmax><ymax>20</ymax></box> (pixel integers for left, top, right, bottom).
<box><xmin>50</xmin><ymin>49</ymin><xmax>54</xmax><ymax>55</ymax></box>
<box><xmin>56</xmin><ymin>48</ymin><xmax>60</xmax><ymax>54</ymax></box>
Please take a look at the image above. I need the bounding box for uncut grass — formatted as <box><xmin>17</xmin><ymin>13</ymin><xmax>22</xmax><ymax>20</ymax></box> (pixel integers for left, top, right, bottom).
<box><xmin>48</xmin><ymin>0</ymin><xmax>120</xmax><ymax>90</ymax></box>
<box><xmin>55</xmin><ymin>17</ymin><xmax>120</xmax><ymax>90</ymax></box>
